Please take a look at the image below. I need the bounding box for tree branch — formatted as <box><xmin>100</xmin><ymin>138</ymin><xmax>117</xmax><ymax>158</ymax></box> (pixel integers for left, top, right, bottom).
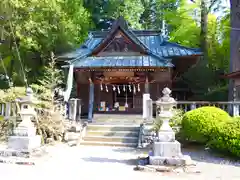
<box><xmin>207</xmin><ymin>0</ymin><xmax>219</xmax><ymax>14</ymax></box>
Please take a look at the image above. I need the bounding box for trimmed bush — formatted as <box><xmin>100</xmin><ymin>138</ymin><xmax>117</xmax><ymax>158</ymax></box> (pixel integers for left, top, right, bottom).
<box><xmin>181</xmin><ymin>106</ymin><xmax>231</xmax><ymax>144</ymax></box>
<box><xmin>208</xmin><ymin>118</ymin><xmax>240</xmax><ymax>157</ymax></box>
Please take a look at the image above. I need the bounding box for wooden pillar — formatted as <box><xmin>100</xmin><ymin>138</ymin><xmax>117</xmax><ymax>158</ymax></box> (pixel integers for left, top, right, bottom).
<box><xmin>144</xmin><ymin>73</ymin><xmax>149</xmax><ymax>93</ymax></box>
<box><xmin>88</xmin><ymin>77</ymin><xmax>94</xmax><ymax>122</ymax></box>
<box><xmin>77</xmin><ymin>83</ymin><xmax>80</xmax><ymax>97</ymax></box>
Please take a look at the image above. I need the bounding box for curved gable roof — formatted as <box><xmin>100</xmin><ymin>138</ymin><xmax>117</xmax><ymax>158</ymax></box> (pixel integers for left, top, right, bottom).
<box><xmin>58</xmin><ymin>17</ymin><xmax>202</xmax><ymax>69</ymax></box>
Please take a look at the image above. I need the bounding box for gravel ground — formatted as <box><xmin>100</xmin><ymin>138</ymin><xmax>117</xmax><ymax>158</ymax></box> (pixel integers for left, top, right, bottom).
<box><xmin>0</xmin><ymin>144</ymin><xmax>240</xmax><ymax>180</ymax></box>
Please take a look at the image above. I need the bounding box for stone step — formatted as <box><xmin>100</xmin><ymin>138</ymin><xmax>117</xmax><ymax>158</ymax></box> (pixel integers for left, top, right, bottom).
<box><xmin>92</xmin><ymin>115</ymin><xmax>143</xmax><ymax>123</ymax></box>
<box><xmin>83</xmin><ymin>136</ymin><xmax>138</xmax><ymax>143</ymax></box>
<box><xmin>87</xmin><ymin>125</ymin><xmax>140</xmax><ymax>132</ymax></box>
<box><xmin>80</xmin><ymin>141</ymin><xmax>137</xmax><ymax>147</ymax></box>
<box><xmin>94</xmin><ymin>114</ymin><xmax>142</xmax><ymax>119</ymax></box>
<box><xmin>86</xmin><ymin>130</ymin><xmax>139</xmax><ymax>137</ymax></box>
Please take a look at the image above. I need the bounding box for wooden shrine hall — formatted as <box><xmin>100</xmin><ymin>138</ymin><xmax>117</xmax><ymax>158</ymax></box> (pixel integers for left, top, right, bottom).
<box><xmin>59</xmin><ymin>17</ymin><xmax>202</xmax><ymax>119</ymax></box>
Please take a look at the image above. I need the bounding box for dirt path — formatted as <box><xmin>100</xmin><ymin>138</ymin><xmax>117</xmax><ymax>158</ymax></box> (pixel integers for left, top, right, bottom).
<box><xmin>0</xmin><ymin>144</ymin><xmax>240</xmax><ymax>180</ymax></box>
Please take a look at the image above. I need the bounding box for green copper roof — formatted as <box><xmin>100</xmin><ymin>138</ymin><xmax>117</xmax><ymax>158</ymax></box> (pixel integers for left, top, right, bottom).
<box><xmin>59</xmin><ymin>17</ymin><xmax>202</xmax><ymax>69</ymax></box>
<box><xmin>61</xmin><ymin>35</ymin><xmax>201</xmax><ymax>60</ymax></box>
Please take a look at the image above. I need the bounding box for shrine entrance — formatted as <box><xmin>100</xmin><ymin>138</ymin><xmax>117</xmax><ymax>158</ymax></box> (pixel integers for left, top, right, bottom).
<box><xmin>113</xmin><ymin>84</ymin><xmax>134</xmax><ymax>111</ymax></box>
<box><xmin>95</xmin><ymin>69</ymin><xmax>148</xmax><ymax>113</ymax></box>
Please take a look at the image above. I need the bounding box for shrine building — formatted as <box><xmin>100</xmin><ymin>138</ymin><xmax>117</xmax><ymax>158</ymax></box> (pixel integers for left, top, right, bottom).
<box><xmin>59</xmin><ymin>17</ymin><xmax>202</xmax><ymax>119</ymax></box>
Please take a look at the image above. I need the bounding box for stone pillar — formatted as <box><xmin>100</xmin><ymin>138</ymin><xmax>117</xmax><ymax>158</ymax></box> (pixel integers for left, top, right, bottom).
<box><xmin>142</xmin><ymin>93</ymin><xmax>150</xmax><ymax>119</ymax></box>
<box><xmin>71</xmin><ymin>98</ymin><xmax>78</xmax><ymax>122</ymax></box>
<box><xmin>1</xmin><ymin>103</ymin><xmax>5</xmax><ymax>116</ymax></box>
<box><xmin>8</xmin><ymin>87</ymin><xmax>41</xmax><ymax>151</ymax></box>
<box><xmin>233</xmin><ymin>87</ymin><xmax>239</xmax><ymax>116</ymax></box>
<box><xmin>5</xmin><ymin>102</ymin><xmax>11</xmax><ymax>119</ymax></box>
<box><xmin>145</xmin><ymin>98</ymin><xmax>153</xmax><ymax>124</ymax></box>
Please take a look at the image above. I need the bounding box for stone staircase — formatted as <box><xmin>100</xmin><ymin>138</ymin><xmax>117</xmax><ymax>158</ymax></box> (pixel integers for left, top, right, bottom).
<box><xmin>80</xmin><ymin>114</ymin><xmax>142</xmax><ymax>147</ymax></box>
<box><xmin>81</xmin><ymin>124</ymin><xmax>140</xmax><ymax>147</ymax></box>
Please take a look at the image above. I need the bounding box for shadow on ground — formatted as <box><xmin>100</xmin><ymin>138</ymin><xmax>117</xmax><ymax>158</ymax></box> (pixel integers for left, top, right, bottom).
<box><xmin>112</xmin><ymin>147</ymin><xmax>150</xmax><ymax>154</ymax></box>
<box><xmin>81</xmin><ymin>157</ymin><xmax>137</xmax><ymax>165</ymax></box>
<box><xmin>182</xmin><ymin>146</ymin><xmax>240</xmax><ymax>167</ymax></box>
<box><xmin>110</xmin><ymin>145</ymin><xmax>240</xmax><ymax>167</ymax></box>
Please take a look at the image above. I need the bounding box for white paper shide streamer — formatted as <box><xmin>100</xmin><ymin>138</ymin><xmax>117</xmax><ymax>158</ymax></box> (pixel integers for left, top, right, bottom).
<box><xmin>123</xmin><ymin>85</ymin><xmax>126</xmax><ymax>92</ymax></box>
<box><xmin>117</xmin><ymin>85</ymin><xmax>120</xmax><ymax>94</ymax></box>
<box><xmin>133</xmin><ymin>85</ymin><xmax>136</xmax><ymax>94</ymax></box>
<box><xmin>105</xmin><ymin>84</ymin><xmax>108</xmax><ymax>92</ymax></box>
<box><xmin>137</xmin><ymin>84</ymin><xmax>140</xmax><ymax>92</ymax></box>
<box><xmin>128</xmin><ymin>85</ymin><xmax>131</xmax><ymax>92</ymax></box>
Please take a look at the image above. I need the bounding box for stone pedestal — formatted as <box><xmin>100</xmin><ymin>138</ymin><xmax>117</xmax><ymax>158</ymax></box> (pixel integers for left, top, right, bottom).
<box><xmin>149</xmin><ymin>141</ymin><xmax>188</xmax><ymax>166</ymax></box>
<box><xmin>150</xmin><ymin>87</ymin><xmax>192</xmax><ymax>166</ymax></box>
<box><xmin>8</xmin><ymin>135</ymin><xmax>41</xmax><ymax>151</ymax></box>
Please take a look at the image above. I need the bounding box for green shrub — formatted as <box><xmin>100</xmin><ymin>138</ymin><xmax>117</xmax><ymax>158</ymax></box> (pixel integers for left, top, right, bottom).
<box><xmin>181</xmin><ymin>106</ymin><xmax>231</xmax><ymax>144</ymax></box>
<box><xmin>153</xmin><ymin>109</ymin><xmax>184</xmax><ymax>132</ymax></box>
<box><xmin>208</xmin><ymin>118</ymin><xmax>240</xmax><ymax>157</ymax></box>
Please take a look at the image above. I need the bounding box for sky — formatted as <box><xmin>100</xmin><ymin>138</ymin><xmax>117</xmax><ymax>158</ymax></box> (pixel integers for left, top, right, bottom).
<box><xmin>188</xmin><ymin>0</ymin><xmax>230</xmax><ymax>17</ymax></box>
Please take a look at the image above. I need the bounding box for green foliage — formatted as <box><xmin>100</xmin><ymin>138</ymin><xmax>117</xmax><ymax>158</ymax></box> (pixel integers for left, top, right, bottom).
<box><xmin>165</xmin><ymin>0</ymin><xmax>200</xmax><ymax>47</ymax></box>
<box><xmin>0</xmin><ymin>0</ymin><xmax>230</xmax><ymax>102</ymax></box>
<box><xmin>0</xmin><ymin>0</ymin><xmax>90</xmax><ymax>85</ymax></box>
<box><xmin>0</xmin><ymin>118</ymin><xmax>16</xmax><ymax>141</ymax></box>
<box><xmin>36</xmin><ymin>110</ymin><xmax>65</xmax><ymax>143</ymax></box>
<box><xmin>0</xmin><ymin>86</ymin><xmax>26</xmax><ymax>103</ymax></box>
<box><xmin>181</xmin><ymin>106</ymin><xmax>231</xmax><ymax>144</ymax></box>
<box><xmin>164</xmin><ymin>1</ymin><xmax>230</xmax><ymax>100</ymax></box>
<box><xmin>84</xmin><ymin>0</ymin><xmax>144</xmax><ymax>29</ymax></box>
<box><xmin>207</xmin><ymin>118</ymin><xmax>240</xmax><ymax>157</ymax></box>
<box><xmin>153</xmin><ymin>109</ymin><xmax>184</xmax><ymax>132</ymax></box>
<box><xmin>141</xmin><ymin>0</ymin><xmax>179</xmax><ymax>30</ymax></box>
<box><xmin>202</xmin><ymin>86</ymin><xmax>228</xmax><ymax>101</ymax></box>
<box><xmin>31</xmin><ymin>52</ymin><xmax>63</xmax><ymax>108</ymax></box>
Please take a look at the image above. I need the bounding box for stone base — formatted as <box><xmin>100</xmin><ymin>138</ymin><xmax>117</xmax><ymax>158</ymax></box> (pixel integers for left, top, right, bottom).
<box><xmin>149</xmin><ymin>155</ymin><xmax>192</xmax><ymax>166</ymax></box>
<box><xmin>153</xmin><ymin>141</ymin><xmax>181</xmax><ymax>157</ymax></box>
<box><xmin>8</xmin><ymin>135</ymin><xmax>41</xmax><ymax>151</ymax></box>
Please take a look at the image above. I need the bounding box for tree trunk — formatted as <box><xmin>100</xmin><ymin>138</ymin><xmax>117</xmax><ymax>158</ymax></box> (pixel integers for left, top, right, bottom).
<box><xmin>200</xmin><ymin>0</ymin><xmax>208</xmax><ymax>65</ymax></box>
<box><xmin>228</xmin><ymin>0</ymin><xmax>240</xmax><ymax>101</ymax></box>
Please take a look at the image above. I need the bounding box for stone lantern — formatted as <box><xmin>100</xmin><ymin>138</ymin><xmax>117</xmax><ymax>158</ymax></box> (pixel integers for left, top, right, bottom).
<box><xmin>156</xmin><ymin>87</ymin><xmax>176</xmax><ymax>142</ymax></box>
<box><xmin>149</xmin><ymin>87</ymin><xmax>191</xmax><ymax>166</ymax></box>
<box><xmin>8</xmin><ymin>87</ymin><xmax>41</xmax><ymax>151</ymax></box>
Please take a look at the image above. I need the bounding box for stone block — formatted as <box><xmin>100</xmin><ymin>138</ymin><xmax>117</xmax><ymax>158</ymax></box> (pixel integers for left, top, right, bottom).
<box><xmin>149</xmin><ymin>155</ymin><xmax>192</xmax><ymax>166</ymax></box>
<box><xmin>8</xmin><ymin>135</ymin><xmax>41</xmax><ymax>151</ymax></box>
<box><xmin>70</xmin><ymin>125</ymin><xmax>82</xmax><ymax>132</ymax></box>
<box><xmin>153</xmin><ymin>141</ymin><xmax>182</xmax><ymax>157</ymax></box>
